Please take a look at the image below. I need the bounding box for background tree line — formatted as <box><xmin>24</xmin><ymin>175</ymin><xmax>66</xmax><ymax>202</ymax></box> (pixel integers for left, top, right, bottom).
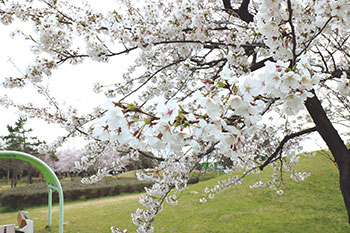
<box><xmin>0</xmin><ymin>117</ymin><xmax>156</xmax><ymax>188</ymax></box>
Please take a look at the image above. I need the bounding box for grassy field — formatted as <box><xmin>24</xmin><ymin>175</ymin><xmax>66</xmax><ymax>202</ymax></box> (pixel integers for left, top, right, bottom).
<box><xmin>0</xmin><ymin>153</ymin><xmax>349</xmax><ymax>232</ymax></box>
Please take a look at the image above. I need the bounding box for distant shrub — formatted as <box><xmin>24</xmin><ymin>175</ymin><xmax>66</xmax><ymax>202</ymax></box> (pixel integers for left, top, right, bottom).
<box><xmin>0</xmin><ymin>176</ymin><xmax>199</xmax><ymax>211</ymax></box>
<box><xmin>0</xmin><ymin>178</ymin><xmax>152</xmax><ymax>211</ymax></box>
<box><xmin>188</xmin><ymin>176</ymin><xmax>199</xmax><ymax>184</ymax></box>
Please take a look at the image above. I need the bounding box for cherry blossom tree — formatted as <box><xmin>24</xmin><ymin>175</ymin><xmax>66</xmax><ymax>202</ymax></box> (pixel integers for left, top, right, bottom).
<box><xmin>1</xmin><ymin>0</ymin><xmax>350</xmax><ymax>231</ymax></box>
<box><xmin>48</xmin><ymin>149</ymin><xmax>83</xmax><ymax>176</ymax></box>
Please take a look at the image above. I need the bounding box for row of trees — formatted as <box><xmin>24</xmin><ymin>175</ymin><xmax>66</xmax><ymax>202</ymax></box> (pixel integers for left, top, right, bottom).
<box><xmin>0</xmin><ymin>118</ymin><xmax>157</xmax><ymax>187</ymax></box>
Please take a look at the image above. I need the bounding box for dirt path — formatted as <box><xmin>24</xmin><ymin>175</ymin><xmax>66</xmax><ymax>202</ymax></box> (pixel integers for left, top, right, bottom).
<box><xmin>40</xmin><ymin>193</ymin><xmax>142</xmax><ymax>213</ymax></box>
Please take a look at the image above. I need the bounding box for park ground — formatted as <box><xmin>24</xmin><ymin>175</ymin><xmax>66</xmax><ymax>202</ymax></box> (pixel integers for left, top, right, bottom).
<box><xmin>1</xmin><ymin>152</ymin><xmax>350</xmax><ymax>232</ymax></box>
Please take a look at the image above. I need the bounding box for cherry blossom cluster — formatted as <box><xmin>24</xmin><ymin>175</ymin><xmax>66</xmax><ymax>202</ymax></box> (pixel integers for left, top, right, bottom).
<box><xmin>260</xmin><ymin>56</ymin><xmax>320</xmax><ymax>115</ymax></box>
<box><xmin>255</xmin><ymin>0</ymin><xmax>350</xmax><ymax>60</ymax></box>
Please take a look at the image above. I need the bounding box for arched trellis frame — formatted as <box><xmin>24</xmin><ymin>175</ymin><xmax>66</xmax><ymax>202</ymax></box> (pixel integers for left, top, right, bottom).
<box><xmin>0</xmin><ymin>151</ymin><xmax>64</xmax><ymax>233</ymax></box>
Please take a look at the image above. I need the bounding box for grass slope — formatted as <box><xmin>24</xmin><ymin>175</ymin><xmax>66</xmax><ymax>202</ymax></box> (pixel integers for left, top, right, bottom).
<box><xmin>0</xmin><ymin>153</ymin><xmax>349</xmax><ymax>232</ymax></box>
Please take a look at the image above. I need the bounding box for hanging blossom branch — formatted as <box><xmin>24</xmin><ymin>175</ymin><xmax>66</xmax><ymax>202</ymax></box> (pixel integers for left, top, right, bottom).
<box><xmin>56</xmin><ymin>39</ymin><xmax>264</xmax><ymax>66</ymax></box>
<box><xmin>114</xmin><ymin>142</ymin><xmax>219</xmax><ymax>233</ymax></box>
<box><xmin>298</xmin><ymin>16</ymin><xmax>334</xmax><ymax>56</ymax></box>
<box><xmin>259</xmin><ymin>127</ymin><xmax>317</xmax><ymax>171</ymax></box>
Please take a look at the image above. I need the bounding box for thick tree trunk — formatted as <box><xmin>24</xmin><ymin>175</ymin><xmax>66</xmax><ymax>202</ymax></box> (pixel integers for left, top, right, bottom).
<box><xmin>304</xmin><ymin>92</ymin><xmax>350</xmax><ymax>223</ymax></box>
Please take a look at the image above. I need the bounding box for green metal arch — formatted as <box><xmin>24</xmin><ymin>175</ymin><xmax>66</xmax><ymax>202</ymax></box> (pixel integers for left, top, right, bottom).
<box><xmin>0</xmin><ymin>151</ymin><xmax>64</xmax><ymax>233</ymax></box>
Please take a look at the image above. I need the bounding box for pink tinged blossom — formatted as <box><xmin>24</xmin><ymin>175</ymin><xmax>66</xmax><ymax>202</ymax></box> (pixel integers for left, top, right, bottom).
<box><xmin>330</xmin><ymin>1</ymin><xmax>349</xmax><ymax>20</ymax></box>
<box><xmin>156</xmin><ymin>99</ymin><xmax>179</xmax><ymax>123</ymax></box>
<box><xmin>105</xmin><ymin>107</ymin><xmax>128</xmax><ymax>131</ymax></box>
<box><xmin>280</xmin><ymin>71</ymin><xmax>302</xmax><ymax>92</ymax></box>
<box><xmin>217</xmin><ymin>133</ymin><xmax>240</xmax><ymax>154</ymax></box>
<box><xmin>337</xmin><ymin>72</ymin><xmax>350</xmax><ymax>96</ymax></box>
<box><xmin>195</xmin><ymin>91</ymin><xmax>223</xmax><ymax>121</ymax></box>
<box><xmin>92</xmin><ymin>124</ymin><xmax>110</xmax><ymax>141</ymax></box>
<box><xmin>86</xmin><ymin>41</ymin><xmax>109</xmax><ymax>62</ymax></box>
<box><xmin>240</xmin><ymin>76</ymin><xmax>262</xmax><ymax>102</ymax></box>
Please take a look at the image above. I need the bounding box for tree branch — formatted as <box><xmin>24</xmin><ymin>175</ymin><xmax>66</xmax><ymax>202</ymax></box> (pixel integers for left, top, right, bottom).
<box><xmin>223</xmin><ymin>0</ymin><xmax>254</xmax><ymax>24</ymax></box>
<box><xmin>298</xmin><ymin>16</ymin><xmax>334</xmax><ymax>56</ymax></box>
<box><xmin>259</xmin><ymin>127</ymin><xmax>317</xmax><ymax>171</ymax></box>
<box><xmin>119</xmin><ymin>58</ymin><xmax>186</xmax><ymax>102</ymax></box>
<box><xmin>250</xmin><ymin>57</ymin><xmax>275</xmax><ymax>72</ymax></box>
<box><xmin>287</xmin><ymin>0</ymin><xmax>297</xmax><ymax>66</ymax></box>
<box><xmin>137</xmin><ymin>149</ymin><xmax>165</xmax><ymax>162</ymax></box>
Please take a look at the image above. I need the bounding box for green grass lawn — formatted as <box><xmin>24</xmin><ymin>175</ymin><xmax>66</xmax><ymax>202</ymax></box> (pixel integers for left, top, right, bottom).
<box><xmin>0</xmin><ymin>153</ymin><xmax>349</xmax><ymax>232</ymax></box>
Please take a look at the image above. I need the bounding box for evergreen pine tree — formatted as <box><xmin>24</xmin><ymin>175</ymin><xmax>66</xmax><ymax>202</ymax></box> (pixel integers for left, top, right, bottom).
<box><xmin>1</xmin><ymin>117</ymin><xmax>46</xmax><ymax>187</ymax></box>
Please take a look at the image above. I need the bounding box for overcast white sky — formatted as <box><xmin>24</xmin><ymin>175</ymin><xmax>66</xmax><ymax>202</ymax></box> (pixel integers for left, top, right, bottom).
<box><xmin>0</xmin><ymin>11</ymin><xmax>130</xmax><ymax>148</ymax></box>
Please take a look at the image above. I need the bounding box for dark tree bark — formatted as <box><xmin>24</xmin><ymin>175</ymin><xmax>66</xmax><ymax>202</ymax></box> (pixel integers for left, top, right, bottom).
<box><xmin>223</xmin><ymin>0</ymin><xmax>254</xmax><ymax>24</ymax></box>
<box><xmin>304</xmin><ymin>91</ymin><xmax>350</xmax><ymax>223</ymax></box>
<box><xmin>27</xmin><ymin>168</ymin><xmax>34</xmax><ymax>184</ymax></box>
<box><xmin>10</xmin><ymin>168</ymin><xmax>18</xmax><ymax>188</ymax></box>
<box><xmin>7</xmin><ymin>169</ymin><xmax>10</xmax><ymax>183</ymax></box>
